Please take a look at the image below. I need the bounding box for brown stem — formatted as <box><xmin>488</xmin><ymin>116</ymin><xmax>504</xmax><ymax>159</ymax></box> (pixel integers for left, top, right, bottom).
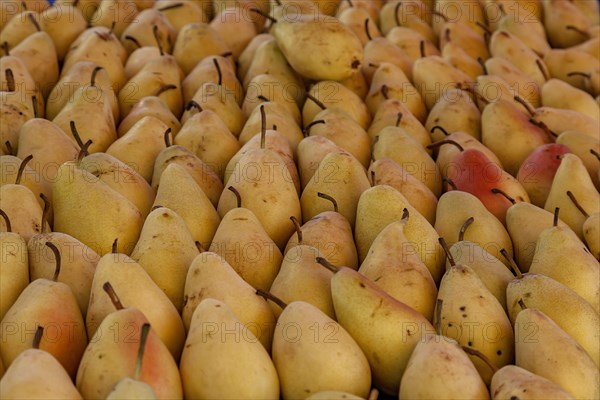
<box><xmin>431</xmin><ymin>10</ymin><xmax>449</xmax><ymax>23</ymax></box>
<box><xmin>444</xmin><ymin>27</ymin><xmax>451</xmax><ymax>43</ymax></box>
<box><xmin>395</xmin><ymin>112</ymin><xmax>403</xmax><ymax>127</ymax></box>
<box><xmin>30</xmin><ymin>94</ymin><xmax>39</xmax><ymax>118</ymax></box>
<box><xmin>15</xmin><ymin>154</ymin><xmax>33</xmax><ymax>185</ymax></box>
<box><xmin>553</xmin><ymin>207</ymin><xmax>560</xmax><ymax>227</ymax></box>
<box><xmin>255</xmin><ymin>289</ymin><xmax>287</xmax><ymax>309</ymax></box>
<box><xmin>228</xmin><ymin>186</ymin><xmax>242</xmax><ymax>208</ymax></box>
<box><xmin>529</xmin><ymin>118</ymin><xmax>558</xmax><ymax>139</ymax></box>
<box><xmin>513</xmin><ymin>95</ymin><xmax>535</xmax><ymax>116</ymax></box>
<box><xmin>4</xmin><ymin>68</ymin><xmax>15</xmax><ymax>92</ymax></box>
<box><xmin>371</xmin><ymin>135</ymin><xmax>379</xmax><ymax>162</ymax></box>
<box><xmin>345</xmin><ymin>0</ymin><xmax>354</xmax><ymax>6</ymax></box>
<box><xmin>290</xmin><ymin>216</ymin><xmax>302</xmax><ymax>244</ymax></box>
<box><xmin>155</xmin><ymin>84</ymin><xmax>177</xmax><ymax>96</ymax></box>
<box><xmin>303</xmin><ymin>119</ymin><xmax>325</xmax><ymax>136</ymax></box>
<box><xmin>315</xmin><ymin>256</ymin><xmax>340</xmax><ymax>273</ymax></box>
<box><xmin>317</xmin><ymin>192</ymin><xmax>338</xmax><ymax>212</ymax></box>
<box><xmin>90</xmin><ymin>66</ymin><xmax>102</xmax><ymax>87</ymax></box>
<box><xmin>70</xmin><ymin>121</ymin><xmax>87</xmax><ymax>151</ymax></box>
<box><xmin>306</xmin><ymin>93</ymin><xmax>327</xmax><ymax>110</ymax></box>
<box><xmin>1</xmin><ymin>42</ymin><xmax>9</xmax><ymax>56</ymax></box>
<box><xmin>370</xmin><ymin>170</ymin><xmax>376</xmax><ymax>185</ymax></box>
<box><xmin>477</xmin><ymin>57</ymin><xmax>488</xmax><ymax>75</ymax></box>
<box><xmin>420</xmin><ymin>40</ymin><xmax>426</xmax><ymax>58</ymax></box>
<box><xmin>590</xmin><ymin>149</ymin><xmax>600</xmax><ymax>161</ymax></box>
<box><xmin>221</xmin><ymin>51</ymin><xmax>233</xmax><ymax>58</ymax></box>
<box><xmin>151</xmin><ymin>205</ymin><xmax>163</xmax><ymax>211</ymax></box>
<box><xmin>457</xmin><ymin>83</ymin><xmax>489</xmax><ymax>104</ymax></box>
<box><xmin>152</xmin><ymin>25</ymin><xmax>164</xmax><ymax>56</ymax></box>
<box><xmin>381</xmin><ymin>84</ymin><xmax>390</xmax><ymax>100</ymax></box>
<box><xmin>518</xmin><ymin>298</ymin><xmax>527</xmax><ymax>310</ymax></box>
<box><xmin>426</xmin><ymin>139</ymin><xmax>465</xmax><ymax>152</ymax></box>
<box><xmin>77</xmin><ymin>140</ymin><xmax>93</xmax><ymax>162</ymax></box>
<box><xmin>163</xmin><ymin>128</ymin><xmax>172</xmax><ymax>147</ymax></box>
<box><xmin>394</xmin><ymin>1</ymin><xmax>402</xmax><ymax>27</ymax></box>
<box><xmin>443</xmin><ymin>176</ymin><xmax>457</xmax><ymax>191</ymax></box>
<box><xmin>461</xmin><ymin>346</ymin><xmax>498</xmax><ymax>374</ymax></box>
<box><xmin>195</xmin><ymin>241</ymin><xmax>205</xmax><ymax>253</ymax></box>
<box><xmin>566</xmin><ymin>190</ymin><xmax>590</xmax><ymax>218</ymax></box>
<box><xmin>475</xmin><ymin>21</ymin><xmax>491</xmax><ymax>36</ymax></box>
<box><xmin>27</xmin><ymin>12</ymin><xmax>41</xmax><ymax>31</ymax></box>
<box><xmin>434</xmin><ymin>298</ymin><xmax>443</xmax><ymax>335</ymax></box>
<box><xmin>213</xmin><ymin>58</ymin><xmax>222</xmax><ymax>86</ymax></box>
<box><xmin>40</xmin><ymin>193</ymin><xmax>50</xmax><ymax>234</ymax></box>
<box><xmin>401</xmin><ymin>207</ymin><xmax>409</xmax><ymax>224</ymax></box>
<box><xmin>185</xmin><ymin>100</ymin><xmax>203</xmax><ymax>112</ymax></box>
<box><xmin>536</xmin><ymin>59</ymin><xmax>548</xmax><ymax>81</ymax></box>
<box><xmin>134</xmin><ymin>323</ymin><xmax>151</xmax><ymax>380</ymax></box>
<box><xmin>438</xmin><ymin>237</ymin><xmax>455</xmax><ymax>267</ymax></box>
<box><xmin>364</xmin><ymin>18</ymin><xmax>372</xmax><ymax>41</ymax></box>
<box><xmin>430</xmin><ymin>125</ymin><xmax>450</xmax><ymax>136</ymax></box>
<box><xmin>498</xmin><ymin>3</ymin><xmax>506</xmax><ymax>16</ymax></box>
<box><xmin>260</xmin><ymin>104</ymin><xmax>266</xmax><ymax>149</ymax></box>
<box><xmin>157</xmin><ymin>2</ymin><xmax>183</xmax><ymax>11</ymax></box>
<box><xmin>491</xmin><ymin>188</ymin><xmax>516</xmax><ymax>204</ymax></box>
<box><xmin>108</xmin><ymin>21</ymin><xmax>116</xmax><ymax>37</ymax></box>
<box><xmin>567</xmin><ymin>71</ymin><xmax>591</xmax><ymax>79</ymax></box>
<box><xmin>458</xmin><ymin>217</ymin><xmax>474</xmax><ymax>242</ymax></box>
<box><xmin>0</xmin><ymin>209</ymin><xmax>12</xmax><ymax>232</ymax></box>
<box><xmin>249</xmin><ymin>8</ymin><xmax>277</xmax><ymax>24</ymax></box>
<box><xmin>500</xmin><ymin>248</ymin><xmax>522</xmax><ymax>279</ymax></box>
<box><xmin>124</xmin><ymin>35</ymin><xmax>142</xmax><ymax>48</ymax></box>
<box><xmin>32</xmin><ymin>326</ymin><xmax>43</xmax><ymax>349</ymax></box>
<box><xmin>5</xmin><ymin>141</ymin><xmax>13</xmax><ymax>155</ymax></box>
<box><xmin>565</xmin><ymin>25</ymin><xmax>590</xmax><ymax>38</ymax></box>
<box><xmin>103</xmin><ymin>281</ymin><xmax>124</xmax><ymax>310</ymax></box>
<box><xmin>257</xmin><ymin>95</ymin><xmax>269</xmax><ymax>102</ymax></box>
<box><xmin>45</xmin><ymin>242</ymin><xmax>61</xmax><ymax>281</ymax></box>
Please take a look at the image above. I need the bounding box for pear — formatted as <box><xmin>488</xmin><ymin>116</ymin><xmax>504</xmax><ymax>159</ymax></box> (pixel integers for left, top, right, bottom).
<box><xmin>238</xmin><ymin>101</ymin><xmax>304</xmax><ymax>150</ymax></box>
<box><xmin>210</xmin><ymin>188</ymin><xmax>283</xmax><ymax>291</ymax></box>
<box><xmin>543</xmin><ymin>48</ymin><xmax>600</xmax><ymax>94</ymax></box>
<box><xmin>187</xmin><ymin>82</ymin><xmax>246</xmax><ymax>135</ymax></box>
<box><xmin>474</xmin><ymin>74</ymin><xmax>533</xmax><ymax>112</ymax></box>
<box><xmin>237</xmin><ymin>33</ymin><xmax>273</xmax><ymax>80</ymax></box>
<box><xmin>172</xmin><ymin>22</ymin><xmax>231</xmax><ymax>75</ymax></box>
<box><xmin>435</xmin><ymin>191</ymin><xmax>514</xmax><ymax>266</ymax></box>
<box><xmin>355</xmin><ymin>185</ymin><xmax>445</xmax><ymax>283</ymax></box>
<box><xmin>556</xmin><ymin>130</ymin><xmax>600</xmax><ymax>190</ymax></box>
<box><xmin>117</xmin><ymin>96</ymin><xmax>181</xmax><ymax>137</ymax></box>
<box><xmin>0</xmin><ymin>68</ymin><xmax>35</xmax><ymax>153</ymax></box>
<box><xmin>386</xmin><ymin>26</ymin><xmax>440</xmax><ymax>64</ymax></box>
<box><xmin>544</xmin><ymin>153</ymin><xmax>600</xmax><ymax>239</ymax></box>
<box><xmin>273</xmin><ymin>300</ymin><xmax>371</xmax><ymax>399</ymax></box>
<box><xmin>242</xmin><ymin>73</ymin><xmax>300</xmax><ymax>123</ymax></box>
<box><xmin>485</xmin><ymin>57</ymin><xmax>541</xmax><ymax>107</ymax></box>
<box><xmin>123</xmin><ymin>46</ymin><xmax>161</xmax><ymax>80</ymax></box>
<box><xmin>320</xmin><ymin>259</ymin><xmax>435</xmax><ymax>395</ymax></box>
<box><xmin>543</xmin><ymin>0</ymin><xmax>591</xmax><ymax>48</ymax></box>
<box><xmin>297</xmin><ymin>135</ymin><xmax>345</xmax><ymax>189</ymax></box>
<box><xmin>53</xmin><ymin>159</ymin><xmax>143</xmax><ymax>255</ymax></box>
<box><xmin>379</xmin><ymin>0</ymin><xmax>435</xmax><ymax>41</ymax></box>
<box><xmin>210</xmin><ymin>6</ymin><xmax>257</xmax><ymax>58</ymax></box>
<box><xmin>119</xmin><ymin>9</ymin><xmax>175</xmax><ymax>54</ymax></box>
<box><xmin>79</xmin><ymin>152</ymin><xmax>155</xmax><ymax>218</ymax></box>
<box><xmin>1</xmin><ymin>242</ymin><xmax>87</xmax><ymax>379</ymax></box>
<box><xmin>39</xmin><ymin>3</ymin><xmax>87</xmax><ymax>61</ymax></box>
<box><xmin>438</xmin><ymin>20</ymin><xmax>489</xmax><ymax>62</ymax></box>
<box><xmin>337</xmin><ymin>5</ymin><xmax>380</xmax><ymax>45</ymax></box>
<box><xmin>506</xmin><ymin>271</ymin><xmax>600</xmax><ymax>367</ymax></box>
<box><xmin>532</xmin><ymin>106</ymin><xmax>600</xmax><ymax>138</ymax></box>
<box><xmin>130</xmin><ymin>207</ymin><xmax>199</xmax><ymax>311</ymax></box>
<box><xmin>435</xmin><ymin>242</ymin><xmax>515</xmax><ymax>384</ymax></box>
<box><xmin>583</xmin><ymin>212</ymin><xmax>600</xmax><ymax>259</ymax></box>
<box><xmin>285</xmin><ymin>211</ymin><xmax>358</xmax><ymax>269</ymax></box>
<box><xmin>77</xmin><ymin>284</ymin><xmax>182</xmax><ymax>399</ymax></box>
<box><xmin>86</xmin><ymin>252</ymin><xmax>186</xmax><ymax>359</ymax></box>
<box><xmin>152</xmin><ymin>163</ymin><xmax>220</xmax><ymax>249</ymax></box>
<box><xmin>0</xmin><ymin>211</ymin><xmax>29</xmax><ymax>320</ymax></box>
<box><xmin>528</xmin><ymin>211</ymin><xmax>600</xmax><ymax>312</ymax></box>
<box><xmin>56</xmin><ymin>0</ymin><xmax>100</xmax><ymax>21</ymax></box>
<box><xmin>269</xmin><ymin>244</ymin><xmax>335</xmax><ymax>319</ymax></box>
<box><xmin>432</xmin><ymin>0</ymin><xmax>486</xmax><ymax>35</ymax></box>
<box><xmin>495</xmin><ymin>4</ymin><xmax>550</xmax><ymax>57</ymax></box>
<box><xmin>0</xmin><ymin>327</ymin><xmax>82</xmax><ymax>400</ymax></box>
<box><xmin>182</xmin><ymin>252</ymin><xmax>276</xmax><ymax>350</ymax></box>
<box><xmin>362</xmin><ymin>36</ymin><xmax>413</xmax><ymax>84</ymax></box>
<box><xmin>183</xmin><ymin>55</ymin><xmax>243</xmax><ymax>106</ymax></box>
<box><xmin>154</xmin><ymin>0</ymin><xmax>207</xmax><ymax>32</ymax></box>
<box><xmin>276</xmin><ymin>0</ymin><xmax>341</xmax><ymax>16</ymax></box>
<box><xmin>441</xmin><ymin>40</ymin><xmax>485</xmax><ymax>81</ymax></box>
<box><xmin>367</xmin><ymin>99</ymin><xmax>431</xmax><ymax>147</ymax></box>
<box><xmin>0</xmin><ymin>11</ymin><xmax>40</xmax><ymax>50</ymax></box>
<box><xmin>542</xmin><ymin>78</ymin><xmax>599</xmax><ymax>121</ymax></box>
<box><xmin>0</xmin><ymin>154</ymin><xmax>50</xmax><ymax>213</ymax></box>
<box><xmin>491</xmin><ymin>365</ymin><xmax>576</xmax><ymax>400</ymax></box>
<box><xmin>301</xmin><ymin>151</ymin><xmax>370</xmax><ymax>227</ymax></box>
<box><xmin>180</xmin><ymin>299</ymin><xmax>280</xmax><ymax>399</ymax></box>
<box><xmin>359</xmin><ymin>210</ymin><xmax>438</xmax><ymax>321</ymax></box>
<box><xmin>90</xmin><ymin>0</ymin><xmax>139</xmax><ymax>37</ymax></box>
<box><xmin>515</xmin><ymin>307</ymin><xmax>599</xmax><ymax>400</ymax></box>
<box><xmin>272</xmin><ymin>14</ymin><xmax>363</xmax><ymax>81</ymax></box>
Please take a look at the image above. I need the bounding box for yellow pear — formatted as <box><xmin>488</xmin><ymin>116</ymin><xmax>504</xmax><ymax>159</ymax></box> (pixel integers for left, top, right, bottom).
<box><xmin>543</xmin><ymin>0</ymin><xmax>591</xmax><ymax>48</ymax></box>
<box><xmin>495</xmin><ymin>4</ymin><xmax>550</xmax><ymax>56</ymax></box>
<box><xmin>123</xmin><ymin>46</ymin><xmax>161</xmax><ymax>80</ymax></box>
<box><xmin>154</xmin><ymin>0</ymin><xmax>207</xmax><ymax>32</ymax></box>
<box><xmin>183</xmin><ymin>55</ymin><xmax>243</xmax><ymax>105</ymax></box>
<box><xmin>362</xmin><ymin>36</ymin><xmax>413</xmax><ymax>84</ymax></box>
<box><xmin>40</xmin><ymin>3</ymin><xmax>87</xmax><ymax>61</ymax></box>
<box><xmin>242</xmin><ymin>73</ymin><xmax>300</xmax><ymax>123</ymax></box>
<box><xmin>296</xmin><ymin>135</ymin><xmax>345</xmax><ymax>189</ymax></box>
<box><xmin>542</xmin><ymin>78</ymin><xmax>599</xmax><ymax>121</ymax></box>
<box><xmin>491</xmin><ymin>365</ymin><xmax>576</xmax><ymax>400</ymax></box>
<box><xmin>119</xmin><ymin>8</ymin><xmax>176</xmax><ymax>55</ymax></box>
<box><xmin>438</xmin><ymin>20</ymin><xmax>489</xmax><ymax>62</ymax></box>
<box><xmin>556</xmin><ymin>130</ymin><xmax>600</xmax><ymax>190</ymax></box>
<box><xmin>543</xmin><ymin>48</ymin><xmax>600</xmax><ymax>94</ymax></box>
<box><xmin>117</xmin><ymin>96</ymin><xmax>181</xmax><ymax>137</ymax></box>
<box><xmin>0</xmin><ymin>211</ymin><xmax>29</xmax><ymax>320</ymax></box>
<box><xmin>532</xmin><ymin>106</ymin><xmax>599</xmax><ymax>137</ymax></box>
<box><xmin>0</xmin><ymin>154</ymin><xmax>50</xmax><ymax>214</ymax></box>
<box><xmin>386</xmin><ymin>26</ymin><xmax>440</xmax><ymax>64</ymax></box>
<box><xmin>0</xmin><ymin>11</ymin><xmax>40</xmax><ymax>50</ymax></box>
<box><xmin>367</xmin><ymin>99</ymin><xmax>431</xmax><ymax>147</ymax></box>
<box><xmin>172</xmin><ymin>22</ymin><xmax>231</xmax><ymax>75</ymax></box>
<box><xmin>336</xmin><ymin>5</ymin><xmax>380</xmax><ymax>45</ymax></box>
<box><xmin>583</xmin><ymin>212</ymin><xmax>600</xmax><ymax>259</ymax></box>
<box><xmin>210</xmin><ymin>5</ymin><xmax>257</xmax><ymax>57</ymax></box>
<box><xmin>485</xmin><ymin>57</ymin><xmax>541</xmax><ymax>107</ymax></box>
<box><xmin>237</xmin><ymin>32</ymin><xmax>273</xmax><ymax>80</ymax></box>
<box><xmin>90</xmin><ymin>0</ymin><xmax>139</xmax><ymax>37</ymax></box>
<box><xmin>238</xmin><ymin>101</ymin><xmax>304</xmax><ymax>150</ymax></box>
<box><xmin>187</xmin><ymin>82</ymin><xmax>246</xmax><ymax>135</ymax></box>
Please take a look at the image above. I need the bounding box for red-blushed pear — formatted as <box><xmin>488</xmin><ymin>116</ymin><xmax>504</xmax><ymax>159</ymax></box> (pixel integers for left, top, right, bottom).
<box><xmin>354</xmin><ymin>185</ymin><xmax>445</xmax><ymax>283</ymax></box>
<box><xmin>152</xmin><ymin>163</ymin><xmax>220</xmax><ymax>250</ymax></box>
<box><xmin>77</xmin><ymin>283</ymin><xmax>182</xmax><ymax>399</ymax></box>
<box><xmin>210</xmin><ymin>187</ymin><xmax>283</xmax><ymax>291</ymax></box>
<box><xmin>0</xmin><ymin>210</ymin><xmax>29</xmax><ymax>321</ymax></box>
<box><xmin>516</xmin><ymin>143</ymin><xmax>571</xmax><ymax>207</ymax></box>
<box><xmin>182</xmin><ymin>252</ymin><xmax>276</xmax><ymax>351</ymax></box>
<box><xmin>366</xmin><ymin>99</ymin><xmax>431</xmax><ymax>147</ymax></box>
<box><xmin>0</xmin><ymin>243</ymin><xmax>87</xmax><ymax>379</ymax></box>
<box><xmin>491</xmin><ymin>365</ymin><xmax>576</xmax><ymax>400</ymax></box>
<box><xmin>359</xmin><ymin>209</ymin><xmax>438</xmax><ymax>321</ymax></box>
<box><xmin>317</xmin><ymin>257</ymin><xmax>435</xmax><ymax>395</ymax></box>
<box><xmin>28</xmin><ymin>195</ymin><xmax>100</xmax><ymax>316</ymax></box>
<box><xmin>86</xmin><ymin>246</ymin><xmax>186</xmax><ymax>359</ymax></box>
<box><xmin>117</xmin><ymin>96</ymin><xmax>180</xmax><ymax>137</ymax></box>
<box><xmin>425</xmin><ymin>88</ymin><xmax>481</xmax><ymax>141</ymax></box>
<box><xmin>0</xmin><ymin>326</ymin><xmax>82</xmax><ymax>399</ymax></box>
<box><xmin>119</xmin><ymin>9</ymin><xmax>176</xmax><ymax>55</ymax></box>
<box><xmin>446</xmin><ymin>148</ymin><xmax>530</xmax><ymax>225</ymax></box>
<box><xmin>172</xmin><ymin>23</ymin><xmax>231</xmax><ymax>75</ymax></box>
<box><xmin>369</xmin><ymin>158</ymin><xmax>438</xmax><ymax>225</ymax></box>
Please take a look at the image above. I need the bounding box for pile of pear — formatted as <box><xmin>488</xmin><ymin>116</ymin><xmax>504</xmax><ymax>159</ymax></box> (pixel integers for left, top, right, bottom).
<box><xmin>1</xmin><ymin>0</ymin><xmax>600</xmax><ymax>398</ymax></box>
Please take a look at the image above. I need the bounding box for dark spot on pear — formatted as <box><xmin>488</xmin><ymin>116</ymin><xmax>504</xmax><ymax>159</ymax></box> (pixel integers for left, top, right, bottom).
<box><xmin>459</xmin><ymin>306</ymin><xmax>466</xmax><ymax>311</ymax></box>
<box><xmin>497</xmin><ymin>350</ymin><xmax>502</xmax><ymax>356</ymax></box>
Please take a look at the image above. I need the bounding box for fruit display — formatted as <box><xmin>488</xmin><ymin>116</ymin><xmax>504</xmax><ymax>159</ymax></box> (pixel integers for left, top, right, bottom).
<box><xmin>1</xmin><ymin>0</ymin><xmax>600</xmax><ymax>398</ymax></box>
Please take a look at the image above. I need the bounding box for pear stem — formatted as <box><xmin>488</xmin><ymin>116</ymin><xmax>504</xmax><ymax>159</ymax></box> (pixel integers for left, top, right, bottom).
<box><xmin>112</xmin><ymin>238</ymin><xmax>118</xmax><ymax>253</ymax></box>
<box><xmin>69</xmin><ymin>120</ymin><xmax>87</xmax><ymax>151</ymax></box>
<box><xmin>498</xmin><ymin>3</ymin><xmax>506</xmax><ymax>16</ymax></box>
<box><xmin>477</xmin><ymin>57</ymin><xmax>488</xmax><ymax>75</ymax></box>
<box><xmin>303</xmin><ymin>119</ymin><xmax>325</xmax><ymax>137</ymax></box>
<box><xmin>426</xmin><ymin>139</ymin><xmax>464</xmax><ymax>152</ymax></box>
<box><xmin>444</xmin><ymin>27</ymin><xmax>451</xmax><ymax>43</ymax></box>
<box><xmin>77</xmin><ymin>140</ymin><xmax>93</xmax><ymax>163</ymax></box>
<box><xmin>370</xmin><ymin>170</ymin><xmax>376</xmax><ymax>185</ymax></box>
<box><xmin>567</xmin><ymin>71</ymin><xmax>592</xmax><ymax>79</ymax></box>
<box><xmin>40</xmin><ymin>193</ymin><xmax>50</xmax><ymax>234</ymax></box>
<box><xmin>401</xmin><ymin>207</ymin><xmax>410</xmax><ymax>225</ymax></box>
<box><xmin>134</xmin><ymin>323</ymin><xmax>151</xmax><ymax>380</ymax></box>
<box><xmin>45</xmin><ymin>242</ymin><xmax>61</xmax><ymax>282</ymax></box>
<box><xmin>491</xmin><ymin>188</ymin><xmax>516</xmax><ymax>204</ymax></box>
<box><xmin>32</xmin><ymin>326</ymin><xmax>43</xmax><ymax>349</ymax></box>
<box><xmin>395</xmin><ymin>112</ymin><xmax>403</xmax><ymax>127</ymax></box>
<box><xmin>152</xmin><ymin>25</ymin><xmax>164</xmax><ymax>56</ymax></box>
<box><xmin>368</xmin><ymin>388</ymin><xmax>379</xmax><ymax>400</ymax></box>
<box><xmin>27</xmin><ymin>12</ymin><xmax>41</xmax><ymax>31</ymax></box>
<box><xmin>434</xmin><ymin>298</ymin><xmax>443</xmax><ymax>335</ymax></box>
<box><xmin>0</xmin><ymin>209</ymin><xmax>12</xmax><ymax>232</ymax></box>
<box><xmin>90</xmin><ymin>66</ymin><xmax>102</xmax><ymax>87</ymax></box>
<box><xmin>500</xmin><ymin>248</ymin><xmax>522</xmax><ymax>279</ymax></box>
<box><xmin>151</xmin><ymin>205</ymin><xmax>163</xmax><ymax>211</ymax></box>
<box><xmin>590</xmin><ymin>149</ymin><xmax>600</xmax><ymax>162</ymax></box>
<box><xmin>565</xmin><ymin>25</ymin><xmax>590</xmax><ymax>38</ymax></box>
<box><xmin>15</xmin><ymin>154</ymin><xmax>33</xmax><ymax>185</ymax></box>
<box><xmin>306</xmin><ymin>93</ymin><xmax>326</xmax><ymax>110</ymax></box>
<box><xmin>461</xmin><ymin>346</ymin><xmax>498</xmax><ymax>374</ymax></box>
<box><xmin>31</xmin><ymin>95</ymin><xmax>38</xmax><ymax>118</ymax></box>
<box><xmin>364</xmin><ymin>18</ymin><xmax>372</xmax><ymax>41</ymax></box>
<box><xmin>529</xmin><ymin>118</ymin><xmax>558</xmax><ymax>139</ymax></box>
<box><xmin>566</xmin><ymin>191</ymin><xmax>590</xmax><ymax>218</ymax></box>
<box><xmin>475</xmin><ymin>21</ymin><xmax>491</xmax><ymax>36</ymax></box>
<box><xmin>345</xmin><ymin>0</ymin><xmax>353</xmax><ymax>6</ymax></box>
<box><xmin>430</xmin><ymin>125</ymin><xmax>450</xmax><ymax>136</ymax></box>
<box><xmin>5</xmin><ymin>141</ymin><xmax>13</xmax><ymax>155</ymax></box>
<box><xmin>124</xmin><ymin>35</ymin><xmax>142</xmax><ymax>49</ymax></box>
<box><xmin>371</xmin><ymin>135</ymin><xmax>379</xmax><ymax>162</ymax></box>
<box><xmin>553</xmin><ymin>207</ymin><xmax>560</xmax><ymax>227</ymax></box>
<box><xmin>260</xmin><ymin>104</ymin><xmax>266</xmax><ymax>149</ymax></box>
<box><xmin>195</xmin><ymin>241</ymin><xmax>205</xmax><ymax>253</ymax></box>
<box><xmin>103</xmin><ymin>281</ymin><xmax>124</xmax><ymax>310</ymax></box>
<box><xmin>438</xmin><ymin>237</ymin><xmax>455</xmax><ymax>267</ymax></box>
<box><xmin>1</xmin><ymin>42</ymin><xmax>10</xmax><ymax>57</ymax></box>
<box><xmin>518</xmin><ymin>298</ymin><xmax>527</xmax><ymax>310</ymax></box>
<box><xmin>394</xmin><ymin>2</ymin><xmax>402</xmax><ymax>26</ymax></box>
<box><xmin>458</xmin><ymin>217</ymin><xmax>474</xmax><ymax>242</ymax></box>
<box><xmin>163</xmin><ymin>128</ymin><xmax>172</xmax><ymax>148</ymax></box>
<box><xmin>185</xmin><ymin>100</ymin><xmax>203</xmax><ymax>113</ymax></box>
<box><xmin>513</xmin><ymin>96</ymin><xmax>535</xmax><ymax>116</ymax></box>
<box><xmin>380</xmin><ymin>84</ymin><xmax>390</xmax><ymax>100</ymax></box>
<box><xmin>228</xmin><ymin>186</ymin><xmax>242</xmax><ymax>208</ymax></box>
<box><xmin>255</xmin><ymin>289</ymin><xmax>287</xmax><ymax>309</ymax></box>
<box><xmin>431</xmin><ymin>10</ymin><xmax>449</xmax><ymax>23</ymax></box>
<box><xmin>535</xmin><ymin>59</ymin><xmax>549</xmax><ymax>81</ymax></box>
<box><xmin>155</xmin><ymin>84</ymin><xmax>177</xmax><ymax>96</ymax></box>
<box><xmin>290</xmin><ymin>216</ymin><xmax>302</xmax><ymax>244</ymax></box>
<box><xmin>257</xmin><ymin>95</ymin><xmax>269</xmax><ymax>102</ymax></box>
<box><xmin>317</xmin><ymin>192</ymin><xmax>338</xmax><ymax>212</ymax></box>
<box><xmin>213</xmin><ymin>58</ymin><xmax>222</xmax><ymax>86</ymax></box>
<box><xmin>249</xmin><ymin>8</ymin><xmax>277</xmax><ymax>24</ymax></box>
<box><xmin>442</xmin><ymin>177</ymin><xmax>457</xmax><ymax>191</ymax></box>
<box><xmin>157</xmin><ymin>2</ymin><xmax>183</xmax><ymax>11</ymax></box>
<box><xmin>315</xmin><ymin>256</ymin><xmax>340</xmax><ymax>273</ymax></box>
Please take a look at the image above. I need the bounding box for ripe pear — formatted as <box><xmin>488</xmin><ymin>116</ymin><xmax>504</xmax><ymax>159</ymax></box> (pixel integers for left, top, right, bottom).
<box><xmin>386</xmin><ymin>26</ymin><xmax>440</xmax><ymax>64</ymax></box>
<box><xmin>441</xmin><ymin>40</ymin><xmax>484</xmax><ymax>81</ymax></box>
<box><xmin>117</xmin><ymin>96</ymin><xmax>180</xmax><ymax>137</ymax></box>
<box><xmin>0</xmin><ymin>176</ymin><xmax>45</xmax><ymax>242</ymax></box>
<box><xmin>123</xmin><ymin>46</ymin><xmax>161</xmax><ymax>79</ymax></box>
<box><xmin>0</xmin><ymin>155</ymin><xmax>50</xmax><ymax>213</ymax></box>
<box><xmin>238</xmin><ymin>101</ymin><xmax>304</xmax><ymax>150</ymax></box>
<box><xmin>187</xmin><ymin>82</ymin><xmax>246</xmax><ymax>135</ymax></box>
<box><xmin>154</xmin><ymin>0</ymin><xmax>207</xmax><ymax>32</ymax></box>
<box><xmin>90</xmin><ymin>0</ymin><xmax>139</xmax><ymax>37</ymax></box>
<box><xmin>491</xmin><ymin>365</ymin><xmax>576</xmax><ymax>400</ymax></box>
<box><xmin>362</xmin><ymin>36</ymin><xmax>413</xmax><ymax>83</ymax></box>
<box><xmin>495</xmin><ymin>5</ymin><xmax>550</xmax><ymax>57</ymax></box>
<box><xmin>0</xmin><ymin>11</ymin><xmax>40</xmax><ymax>49</ymax></box>
<box><xmin>296</xmin><ymin>135</ymin><xmax>345</xmax><ymax>189</ymax></box>
<box><xmin>119</xmin><ymin>9</ymin><xmax>175</xmax><ymax>54</ymax></box>
<box><xmin>53</xmin><ymin>159</ymin><xmax>143</xmax><ymax>255</ymax></box>
<box><xmin>355</xmin><ymin>185</ymin><xmax>445</xmax><ymax>283</ymax></box>
<box><xmin>543</xmin><ymin>0</ymin><xmax>591</xmax><ymax>48</ymax></box>
<box><xmin>306</xmin><ymin>391</ymin><xmax>364</xmax><ymax>400</ymax></box>
<box><xmin>210</xmin><ymin>6</ymin><xmax>257</xmax><ymax>58</ymax></box>
<box><xmin>273</xmin><ymin>301</ymin><xmax>371</xmax><ymax>399</ymax></box>
<box><xmin>532</xmin><ymin>106</ymin><xmax>599</xmax><ymax>138</ymax></box>
<box><xmin>86</xmin><ymin>252</ymin><xmax>185</xmax><ymax>359</ymax></box>
<box><xmin>438</xmin><ymin>20</ymin><xmax>489</xmax><ymax>62</ymax></box>
<box><xmin>40</xmin><ymin>3</ymin><xmax>87</xmax><ymax>61</ymax></box>
<box><xmin>180</xmin><ymin>299</ymin><xmax>280</xmax><ymax>399</ymax></box>
<box><xmin>182</xmin><ymin>252</ymin><xmax>276</xmax><ymax>350</ymax></box>
<box><xmin>485</xmin><ymin>57</ymin><xmax>541</xmax><ymax>107</ymax></box>
<box><xmin>379</xmin><ymin>0</ymin><xmax>435</xmax><ymax>41</ymax></box>
<box><xmin>583</xmin><ymin>212</ymin><xmax>600</xmax><ymax>259</ymax></box>
<box><xmin>242</xmin><ymin>73</ymin><xmax>301</xmax><ymax>123</ymax></box>
<box><xmin>556</xmin><ymin>130</ymin><xmax>600</xmax><ymax>190</ymax></box>
<box><xmin>367</xmin><ymin>99</ymin><xmax>431</xmax><ymax>147</ymax></box>
<box><xmin>369</xmin><ymin>158</ymin><xmax>438</xmax><ymax>225</ymax></box>
<box><xmin>432</xmin><ymin>0</ymin><xmax>486</xmax><ymax>35</ymax></box>
<box><xmin>0</xmin><ymin>327</ymin><xmax>82</xmax><ymax>400</ymax></box>
<box><xmin>237</xmin><ymin>33</ymin><xmax>273</xmax><ymax>80</ymax></box>
<box><xmin>172</xmin><ymin>22</ymin><xmax>230</xmax><ymax>75</ymax></box>
<box><xmin>0</xmin><ymin>75</ymin><xmax>34</xmax><ymax>153</ymax></box>
<box><xmin>474</xmin><ymin>74</ymin><xmax>532</xmax><ymax>112</ymax></box>
<box><xmin>542</xmin><ymin>78</ymin><xmax>599</xmax><ymax>121</ymax></box>
<box><xmin>515</xmin><ymin>308</ymin><xmax>599</xmax><ymax>400</ymax></box>
<box><xmin>0</xmin><ymin>212</ymin><xmax>29</xmax><ymax>320</ymax></box>
<box><xmin>337</xmin><ymin>5</ymin><xmax>380</xmax><ymax>45</ymax></box>
<box><xmin>152</xmin><ymin>163</ymin><xmax>220</xmax><ymax>249</ymax></box>
<box><xmin>183</xmin><ymin>55</ymin><xmax>243</xmax><ymax>106</ymax></box>
<box><xmin>543</xmin><ymin>48</ymin><xmax>600</xmax><ymax>94</ymax></box>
